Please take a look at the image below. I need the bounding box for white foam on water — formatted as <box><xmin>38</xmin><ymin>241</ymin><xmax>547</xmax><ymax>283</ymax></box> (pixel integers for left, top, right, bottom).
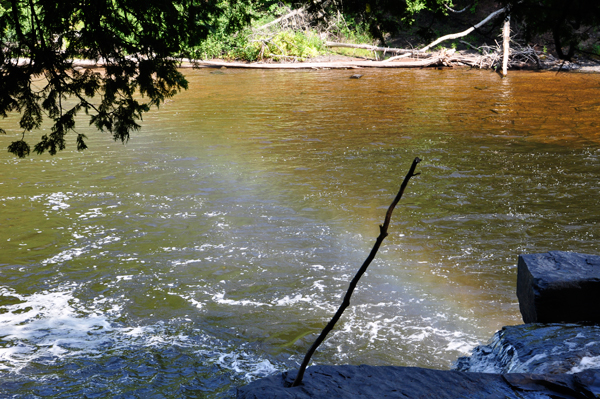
<box><xmin>205</xmin><ymin>211</ymin><xmax>227</xmax><ymax>217</ymax></box>
<box><xmin>78</xmin><ymin>207</ymin><xmax>105</xmax><ymax>219</ymax></box>
<box><xmin>0</xmin><ymin>286</ymin><xmax>284</xmax><ymax>383</ymax></box>
<box><xmin>274</xmin><ymin>294</ymin><xmax>313</xmax><ymax>307</ymax></box>
<box><xmin>312</xmin><ymin>280</ymin><xmax>326</xmax><ymax>292</ymax></box>
<box><xmin>446</xmin><ymin>336</ymin><xmax>477</xmax><ymax>354</ymax></box>
<box><xmin>322</xmin><ymin>302</ymin><xmax>484</xmax><ymax>367</ymax></box>
<box><xmin>46</xmin><ymin>192</ymin><xmax>71</xmax><ymax>210</ymax></box>
<box><xmin>215</xmin><ymin>352</ymin><xmax>279</xmax><ymax>382</ymax></box>
<box><xmin>212</xmin><ymin>292</ymin><xmax>271</xmax><ymax>307</ymax></box>
<box><xmin>173</xmin><ymin>212</ymin><xmax>197</xmax><ymax>218</ymax></box>
<box><xmin>171</xmin><ymin>259</ymin><xmax>203</xmax><ymax>267</ymax></box>
<box><xmin>42</xmin><ymin>247</ymin><xmax>87</xmax><ymax>264</ymax></box>
<box><xmin>42</xmin><ymin>230</ymin><xmax>120</xmax><ymax>265</ymax></box>
<box><xmin>0</xmin><ymin>287</ymin><xmax>114</xmax><ymax>371</ymax></box>
<box><xmin>364</xmin><ymin>320</ymin><xmax>385</xmax><ymax>341</ymax></box>
<box><xmin>569</xmin><ymin>355</ymin><xmax>600</xmax><ymax>374</ymax></box>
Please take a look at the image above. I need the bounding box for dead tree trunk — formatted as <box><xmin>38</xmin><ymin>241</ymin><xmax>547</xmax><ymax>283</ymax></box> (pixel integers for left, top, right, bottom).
<box><xmin>502</xmin><ymin>15</ymin><xmax>511</xmax><ymax>77</ymax></box>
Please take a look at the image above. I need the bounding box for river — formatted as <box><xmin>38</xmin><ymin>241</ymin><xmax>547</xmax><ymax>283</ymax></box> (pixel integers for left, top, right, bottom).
<box><xmin>1</xmin><ymin>68</ymin><xmax>600</xmax><ymax>397</ymax></box>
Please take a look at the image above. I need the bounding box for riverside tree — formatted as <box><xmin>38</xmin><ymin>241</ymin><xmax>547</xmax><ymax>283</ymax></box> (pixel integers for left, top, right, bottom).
<box><xmin>0</xmin><ymin>0</ymin><xmax>253</xmax><ymax>157</ymax></box>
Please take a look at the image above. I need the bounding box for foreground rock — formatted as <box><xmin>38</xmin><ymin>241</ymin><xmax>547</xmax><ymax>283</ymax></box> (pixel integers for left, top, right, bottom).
<box><xmin>455</xmin><ymin>323</ymin><xmax>600</xmax><ymax>374</ymax></box>
<box><xmin>238</xmin><ymin>251</ymin><xmax>600</xmax><ymax>398</ymax></box>
<box><xmin>517</xmin><ymin>251</ymin><xmax>600</xmax><ymax>323</ymax></box>
<box><xmin>236</xmin><ymin>364</ymin><xmax>600</xmax><ymax>398</ymax></box>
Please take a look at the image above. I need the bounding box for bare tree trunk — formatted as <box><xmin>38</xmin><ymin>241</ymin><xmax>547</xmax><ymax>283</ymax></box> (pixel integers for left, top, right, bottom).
<box><xmin>502</xmin><ymin>16</ymin><xmax>510</xmax><ymax>77</ymax></box>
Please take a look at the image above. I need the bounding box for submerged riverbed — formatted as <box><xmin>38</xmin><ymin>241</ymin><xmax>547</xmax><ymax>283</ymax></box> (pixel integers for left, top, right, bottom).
<box><xmin>1</xmin><ymin>68</ymin><xmax>600</xmax><ymax>397</ymax></box>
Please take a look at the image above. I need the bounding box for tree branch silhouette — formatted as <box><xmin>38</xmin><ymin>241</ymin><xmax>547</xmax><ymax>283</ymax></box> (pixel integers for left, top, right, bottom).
<box><xmin>291</xmin><ymin>156</ymin><xmax>421</xmax><ymax>387</ymax></box>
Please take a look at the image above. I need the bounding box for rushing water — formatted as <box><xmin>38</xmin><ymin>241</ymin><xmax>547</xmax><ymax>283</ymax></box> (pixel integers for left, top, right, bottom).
<box><xmin>1</xmin><ymin>68</ymin><xmax>600</xmax><ymax>397</ymax></box>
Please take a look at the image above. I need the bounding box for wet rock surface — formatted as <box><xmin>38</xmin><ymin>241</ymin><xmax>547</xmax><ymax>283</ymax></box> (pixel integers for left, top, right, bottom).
<box><xmin>238</xmin><ymin>252</ymin><xmax>600</xmax><ymax>398</ymax></box>
<box><xmin>454</xmin><ymin>323</ymin><xmax>600</xmax><ymax>374</ymax></box>
<box><xmin>236</xmin><ymin>365</ymin><xmax>600</xmax><ymax>399</ymax></box>
<box><xmin>517</xmin><ymin>251</ymin><xmax>600</xmax><ymax>323</ymax></box>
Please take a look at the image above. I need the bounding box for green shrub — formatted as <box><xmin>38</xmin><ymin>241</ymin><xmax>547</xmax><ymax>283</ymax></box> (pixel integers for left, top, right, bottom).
<box><xmin>189</xmin><ymin>2</ymin><xmax>376</xmax><ymax>62</ymax></box>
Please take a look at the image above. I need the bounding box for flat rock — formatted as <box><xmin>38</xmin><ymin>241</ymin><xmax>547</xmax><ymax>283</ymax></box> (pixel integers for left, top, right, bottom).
<box><xmin>454</xmin><ymin>323</ymin><xmax>600</xmax><ymax>374</ymax></box>
<box><xmin>517</xmin><ymin>251</ymin><xmax>600</xmax><ymax>323</ymax></box>
<box><xmin>236</xmin><ymin>365</ymin><xmax>600</xmax><ymax>399</ymax></box>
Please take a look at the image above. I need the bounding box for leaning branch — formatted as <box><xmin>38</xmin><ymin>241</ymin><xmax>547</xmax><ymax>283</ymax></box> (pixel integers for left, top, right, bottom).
<box><xmin>254</xmin><ymin>8</ymin><xmax>305</xmax><ymax>31</ymax></box>
<box><xmin>421</xmin><ymin>7</ymin><xmax>507</xmax><ymax>52</ymax></box>
<box><xmin>290</xmin><ymin>157</ymin><xmax>421</xmax><ymax>388</ymax></box>
<box><xmin>444</xmin><ymin>2</ymin><xmax>473</xmax><ymax>13</ymax></box>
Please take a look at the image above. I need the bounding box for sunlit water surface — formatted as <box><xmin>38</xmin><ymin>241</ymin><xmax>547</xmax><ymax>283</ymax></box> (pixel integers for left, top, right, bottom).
<box><xmin>1</xmin><ymin>68</ymin><xmax>600</xmax><ymax>397</ymax></box>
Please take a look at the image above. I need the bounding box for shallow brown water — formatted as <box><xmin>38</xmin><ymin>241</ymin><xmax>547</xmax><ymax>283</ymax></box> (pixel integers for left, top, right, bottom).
<box><xmin>1</xmin><ymin>68</ymin><xmax>599</xmax><ymax>397</ymax></box>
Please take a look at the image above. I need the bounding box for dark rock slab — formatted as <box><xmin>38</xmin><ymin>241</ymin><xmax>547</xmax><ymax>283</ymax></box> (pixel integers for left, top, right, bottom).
<box><xmin>517</xmin><ymin>251</ymin><xmax>600</xmax><ymax>323</ymax></box>
<box><xmin>454</xmin><ymin>323</ymin><xmax>600</xmax><ymax>374</ymax></box>
<box><xmin>504</xmin><ymin>370</ymin><xmax>600</xmax><ymax>399</ymax></box>
<box><xmin>236</xmin><ymin>364</ymin><xmax>600</xmax><ymax>398</ymax></box>
<box><xmin>237</xmin><ymin>365</ymin><xmax>516</xmax><ymax>399</ymax></box>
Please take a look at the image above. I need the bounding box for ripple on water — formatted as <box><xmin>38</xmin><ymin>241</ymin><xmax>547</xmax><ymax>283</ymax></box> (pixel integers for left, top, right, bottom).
<box><xmin>1</xmin><ymin>69</ymin><xmax>600</xmax><ymax>398</ymax></box>
<box><xmin>0</xmin><ymin>285</ymin><xmax>282</xmax><ymax>397</ymax></box>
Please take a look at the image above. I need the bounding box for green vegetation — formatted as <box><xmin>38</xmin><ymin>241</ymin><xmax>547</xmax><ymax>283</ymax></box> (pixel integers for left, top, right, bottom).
<box><xmin>2</xmin><ymin>0</ymin><xmax>600</xmax><ymax>157</ymax></box>
<box><xmin>0</xmin><ymin>0</ymin><xmax>255</xmax><ymax>157</ymax></box>
<box><xmin>192</xmin><ymin>5</ymin><xmax>378</xmax><ymax>61</ymax></box>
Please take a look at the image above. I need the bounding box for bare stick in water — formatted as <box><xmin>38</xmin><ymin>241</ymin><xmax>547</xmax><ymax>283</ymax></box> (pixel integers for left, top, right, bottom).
<box><xmin>291</xmin><ymin>157</ymin><xmax>421</xmax><ymax>387</ymax></box>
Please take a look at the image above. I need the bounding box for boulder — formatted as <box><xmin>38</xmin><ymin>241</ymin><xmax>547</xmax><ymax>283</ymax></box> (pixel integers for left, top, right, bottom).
<box><xmin>236</xmin><ymin>364</ymin><xmax>600</xmax><ymax>399</ymax></box>
<box><xmin>517</xmin><ymin>251</ymin><xmax>600</xmax><ymax>323</ymax></box>
<box><xmin>454</xmin><ymin>323</ymin><xmax>600</xmax><ymax>374</ymax></box>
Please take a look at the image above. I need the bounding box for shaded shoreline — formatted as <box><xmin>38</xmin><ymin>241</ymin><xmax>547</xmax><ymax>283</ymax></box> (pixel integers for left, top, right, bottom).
<box><xmin>183</xmin><ymin>50</ymin><xmax>600</xmax><ymax>73</ymax></box>
<box><xmin>43</xmin><ymin>50</ymin><xmax>599</xmax><ymax>72</ymax></box>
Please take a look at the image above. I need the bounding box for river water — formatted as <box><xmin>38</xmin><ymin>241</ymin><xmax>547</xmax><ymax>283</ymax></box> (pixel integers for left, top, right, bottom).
<box><xmin>1</xmin><ymin>68</ymin><xmax>600</xmax><ymax>397</ymax></box>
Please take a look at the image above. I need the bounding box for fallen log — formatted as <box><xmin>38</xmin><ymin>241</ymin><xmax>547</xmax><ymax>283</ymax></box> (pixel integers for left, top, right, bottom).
<box><xmin>185</xmin><ymin>58</ymin><xmax>442</xmax><ymax>69</ymax></box>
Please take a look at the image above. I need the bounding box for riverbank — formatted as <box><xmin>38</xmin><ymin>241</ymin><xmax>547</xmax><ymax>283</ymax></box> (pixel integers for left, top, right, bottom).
<box><xmin>178</xmin><ymin>49</ymin><xmax>600</xmax><ymax>73</ymax></box>
<box><xmin>34</xmin><ymin>45</ymin><xmax>594</xmax><ymax>72</ymax></box>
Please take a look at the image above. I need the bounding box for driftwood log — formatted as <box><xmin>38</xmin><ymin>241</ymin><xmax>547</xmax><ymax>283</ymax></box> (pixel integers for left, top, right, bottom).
<box><xmin>187</xmin><ymin>59</ymin><xmax>442</xmax><ymax>69</ymax></box>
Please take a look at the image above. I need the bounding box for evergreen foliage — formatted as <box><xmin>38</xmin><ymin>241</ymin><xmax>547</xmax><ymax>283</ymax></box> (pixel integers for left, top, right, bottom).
<box><xmin>0</xmin><ymin>0</ymin><xmax>253</xmax><ymax>157</ymax></box>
